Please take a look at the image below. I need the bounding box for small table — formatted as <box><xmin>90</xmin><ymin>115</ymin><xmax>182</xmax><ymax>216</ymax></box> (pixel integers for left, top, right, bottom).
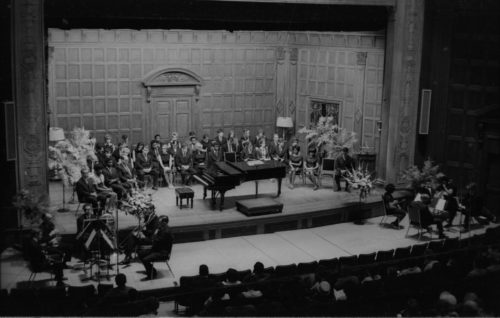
<box><xmin>175</xmin><ymin>187</ymin><xmax>194</xmax><ymax>209</ymax></box>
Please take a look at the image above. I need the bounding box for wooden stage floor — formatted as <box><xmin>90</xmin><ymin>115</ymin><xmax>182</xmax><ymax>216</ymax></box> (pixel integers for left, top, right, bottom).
<box><xmin>46</xmin><ymin>178</ymin><xmax>385</xmax><ymax>237</ymax></box>
<box><xmin>3</xmin><ymin>213</ymin><xmax>496</xmax><ymax>293</ymax></box>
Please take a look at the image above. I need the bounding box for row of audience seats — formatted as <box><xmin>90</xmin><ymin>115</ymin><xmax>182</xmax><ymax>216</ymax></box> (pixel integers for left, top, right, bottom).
<box><xmin>0</xmin><ymin>283</ymin><xmax>158</xmax><ymax>316</ymax></box>
<box><xmin>173</xmin><ymin>226</ymin><xmax>500</xmax><ymax>316</ymax></box>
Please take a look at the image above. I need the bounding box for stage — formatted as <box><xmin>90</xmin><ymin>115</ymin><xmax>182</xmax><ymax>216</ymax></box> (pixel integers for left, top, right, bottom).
<box><xmin>46</xmin><ymin>178</ymin><xmax>386</xmax><ymax>242</ymax></box>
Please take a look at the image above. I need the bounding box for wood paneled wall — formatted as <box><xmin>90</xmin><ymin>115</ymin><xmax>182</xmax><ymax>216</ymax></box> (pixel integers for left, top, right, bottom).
<box><xmin>48</xmin><ymin>29</ymin><xmax>384</xmax><ymax>147</ymax></box>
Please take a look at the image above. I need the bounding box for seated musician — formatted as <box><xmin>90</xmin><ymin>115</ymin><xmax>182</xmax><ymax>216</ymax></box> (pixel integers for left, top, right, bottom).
<box><xmin>304</xmin><ymin>150</ymin><xmax>320</xmax><ymax>190</ymax></box>
<box><xmin>121</xmin><ymin>209</ymin><xmax>159</xmax><ymax>265</ymax></box>
<box><xmin>222</xmin><ymin>134</ymin><xmax>237</xmax><ymax>154</ymax></box>
<box><xmin>151</xmin><ymin>134</ymin><xmax>162</xmax><ymax>149</ymax></box>
<box><xmin>138</xmin><ymin>216</ymin><xmax>173</xmax><ymax>280</ymax></box>
<box><xmin>412</xmin><ymin>193</ymin><xmax>447</xmax><ymax>239</ymax></box>
<box><xmin>241</xmin><ymin>141</ymin><xmax>257</xmax><ymax>161</ymax></box>
<box><xmin>39</xmin><ymin>213</ymin><xmax>72</xmax><ymax>265</ymax></box>
<box><xmin>103</xmin><ymin>158</ymin><xmax>130</xmax><ymax>200</ymax></box>
<box><xmin>462</xmin><ymin>182</ymin><xmax>497</xmax><ymax>229</ymax></box>
<box><xmin>255</xmin><ymin>139</ymin><xmax>270</xmax><ymax>161</ymax></box>
<box><xmin>288</xmin><ymin>146</ymin><xmax>303</xmax><ymax>189</ymax></box>
<box><xmin>334</xmin><ymin>147</ymin><xmax>355</xmax><ymax>192</ymax></box>
<box><xmin>76</xmin><ymin>167</ymin><xmax>108</xmax><ymax>214</ymax></box>
<box><xmin>190</xmin><ymin>137</ymin><xmax>207</xmax><ymax>171</ymax></box>
<box><xmin>206</xmin><ymin>141</ymin><xmax>222</xmax><ymax>173</ymax></box>
<box><xmin>268</xmin><ymin>133</ymin><xmax>280</xmax><ymax>158</ymax></box>
<box><xmin>157</xmin><ymin>143</ymin><xmax>174</xmax><ymax>188</ymax></box>
<box><xmin>434</xmin><ymin>176</ymin><xmax>459</xmax><ymax>228</ymax></box>
<box><xmin>76</xmin><ymin>204</ymin><xmax>93</xmax><ymax>260</ymax></box>
<box><xmin>117</xmin><ymin>156</ymin><xmax>138</xmax><ymax>190</ymax></box>
<box><xmin>382</xmin><ymin>183</ymin><xmax>407</xmax><ymax>228</ymax></box>
<box><xmin>25</xmin><ymin>230</ymin><xmax>65</xmax><ymax>285</ymax></box>
<box><xmin>175</xmin><ymin>142</ymin><xmax>196</xmax><ymax>186</ymax></box>
<box><xmin>240</xmin><ymin>129</ymin><xmax>252</xmax><ymax>151</ymax></box>
<box><xmin>134</xmin><ymin>144</ymin><xmax>160</xmax><ymax>190</ymax></box>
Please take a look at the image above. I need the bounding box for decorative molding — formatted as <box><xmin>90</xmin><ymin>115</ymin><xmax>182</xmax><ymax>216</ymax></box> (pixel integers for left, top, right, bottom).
<box><xmin>14</xmin><ymin>0</ymin><xmax>48</xmax><ymax>194</ymax></box>
<box><xmin>142</xmin><ymin>68</ymin><xmax>203</xmax><ymax>103</ymax></box>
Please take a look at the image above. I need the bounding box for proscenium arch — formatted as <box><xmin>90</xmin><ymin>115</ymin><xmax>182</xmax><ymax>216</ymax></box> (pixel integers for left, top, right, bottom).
<box><xmin>142</xmin><ymin>67</ymin><xmax>204</xmax><ymax>103</ymax></box>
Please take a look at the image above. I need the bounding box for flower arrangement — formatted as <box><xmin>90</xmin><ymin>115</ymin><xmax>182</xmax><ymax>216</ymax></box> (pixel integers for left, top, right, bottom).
<box><xmin>48</xmin><ymin>127</ymin><xmax>97</xmax><ymax>185</ymax></box>
<box><xmin>298</xmin><ymin>116</ymin><xmax>357</xmax><ymax>158</ymax></box>
<box><xmin>12</xmin><ymin>189</ymin><xmax>49</xmax><ymax>222</ymax></box>
<box><xmin>345</xmin><ymin>164</ymin><xmax>374</xmax><ymax>201</ymax></box>
<box><xmin>120</xmin><ymin>191</ymin><xmax>155</xmax><ymax>220</ymax></box>
<box><xmin>400</xmin><ymin>158</ymin><xmax>441</xmax><ymax>190</ymax></box>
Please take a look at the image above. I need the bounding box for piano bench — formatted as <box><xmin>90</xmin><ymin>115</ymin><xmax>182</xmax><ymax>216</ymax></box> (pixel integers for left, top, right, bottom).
<box><xmin>175</xmin><ymin>187</ymin><xmax>194</xmax><ymax>209</ymax></box>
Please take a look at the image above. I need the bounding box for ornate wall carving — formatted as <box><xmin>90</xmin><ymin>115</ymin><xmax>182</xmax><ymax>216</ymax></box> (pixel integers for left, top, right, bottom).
<box><xmin>14</xmin><ymin>0</ymin><xmax>48</xmax><ymax>196</ymax></box>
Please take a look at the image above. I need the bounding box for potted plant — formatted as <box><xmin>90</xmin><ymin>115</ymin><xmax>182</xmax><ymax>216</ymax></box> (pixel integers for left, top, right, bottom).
<box><xmin>298</xmin><ymin>116</ymin><xmax>357</xmax><ymax>159</ymax></box>
<box><xmin>400</xmin><ymin>158</ymin><xmax>441</xmax><ymax>191</ymax></box>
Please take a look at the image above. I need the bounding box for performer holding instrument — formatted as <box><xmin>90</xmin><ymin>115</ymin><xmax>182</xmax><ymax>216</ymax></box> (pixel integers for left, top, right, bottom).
<box><xmin>434</xmin><ymin>175</ymin><xmax>459</xmax><ymax>228</ymax></box>
<box><xmin>120</xmin><ymin>208</ymin><xmax>159</xmax><ymax>265</ymax></box>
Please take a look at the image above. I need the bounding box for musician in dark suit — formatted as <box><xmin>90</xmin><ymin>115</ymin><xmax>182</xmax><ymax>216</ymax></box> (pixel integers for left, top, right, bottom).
<box><xmin>200</xmin><ymin>134</ymin><xmax>211</xmax><ymax>152</ymax></box>
<box><xmin>121</xmin><ymin>209</ymin><xmax>159</xmax><ymax>265</ymax></box>
<box><xmin>117</xmin><ymin>156</ymin><xmax>138</xmax><ymax>189</ymax></box>
<box><xmin>268</xmin><ymin>134</ymin><xmax>280</xmax><ymax>158</ymax></box>
<box><xmin>334</xmin><ymin>147</ymin><xmax>355</xmax><ymax>192</ymax></box>
<box><xmin>253</xmin><ymin>128</ymin><xmax>266</xmax><ymax>147</ymax></box>
<box><xmin>103</xmin><ymin>158</ymin><xmax>130</xmax><ymax>199</ymax></box>
<box><xmin>240</xmin><ymin>129</ymin><xmax>251</xmax><ymax>152</ymax></box>
<box><xmin>138</xmin><ymin>216</ymin><xmax>173</xmax><ymax>280</ymax></box>
<box><xmin>134</xmin><ymin>145</ymin><xmax>160</xmax><ymax>190</ymax></box>
<box><xmin>76</xmin><ymin>204</ymin><xmax>93</xmax><ymax>260</ymax></box>
<box><xmin>413</xmin><ymin>193</ymin><xmax>446</xmax><ymax>239</ymax></box>
<box><xmin>75</xmin><ymin>167</ymin><xmax>108</xmax><ymax>214</ymax></box>
<box><xmin>241</xmin><ymin>141</ymin><xmax>257</xmax><ymax>161</ymax></box>
<box><xmin>382</xmin><ymin>183</ymin><xmax>407</xmax><ymax>228</ymax></box>
<box><xmin>175</xmin><ymin>142</ymin><xmax>196</xmax><ymax>186</ymax></box>
<box><xmin>214</xmin><ymin>129</ymin><xmax>227</xmax><ymax>147</ymax></box>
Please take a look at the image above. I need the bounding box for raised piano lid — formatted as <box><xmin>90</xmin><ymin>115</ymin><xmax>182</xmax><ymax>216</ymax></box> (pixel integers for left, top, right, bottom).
<box><xmin>215</xmin><ymin>161</ymin><xmax>243</xmax><ymax>176</ymax></box>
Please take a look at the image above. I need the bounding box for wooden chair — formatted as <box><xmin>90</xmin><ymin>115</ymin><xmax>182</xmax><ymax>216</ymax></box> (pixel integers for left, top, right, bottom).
<box><xmin>406</xmin><ymin>202</ymin><xmax>433</xmax><ymax>240</ymax></box>
<box><xmin>318</xmin><ymin>158</ymin><xmax>335</xmax><ymax>189</ymax></box>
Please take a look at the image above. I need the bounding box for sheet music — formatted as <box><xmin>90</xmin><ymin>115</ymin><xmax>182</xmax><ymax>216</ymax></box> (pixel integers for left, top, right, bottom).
<box><xmin>435</xmin><ymin>198</ymin><xmax>446</xmax><ymax>211</ymax></box>
<box><xmin>247</xmin><ymin>160</ymin><xmax>264</xmax><ymax>166</ymax></box>
<box><xmin>85</xmin><ymin>230</ymin><xmax>96</xmax><ymax>249</ymax></box>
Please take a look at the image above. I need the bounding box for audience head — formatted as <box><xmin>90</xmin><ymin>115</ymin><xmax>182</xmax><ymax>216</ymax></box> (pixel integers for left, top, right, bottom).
<box><xmin>243</xmin><ymin>129</ymin><xmax>250</xmax><ymax>138</ymax></box>
<box><xmin>143</xmin><ymin>145</ymin><xmax>150</xmax><ymax>154</ymax></box>
<box><xmin>313</xmin><ymin>281</ymin><xmax>331</xmax><ymax>296</ymax></box>
<box><xmin>226</xmin><ymin>268</ymin><xmax>239</xmax><ymax>283</ymax></box>
<box><xmin>94</xmin><ymin>165</ymin><xmax>103</xmax><ymax>175</ymax></box>
<box><xmin>190</xmin><ymin>136</ymin><xmax>197</xmax><ymax>144</ymax></box>
<box><xmin>202</xmin><ymin>134</ymin><xmax>209</xmax><ymax>141</ymax></box>
<box><xmin>104</xmin><ymin>134</ymin><xmax>112</xmax><ymax>144</ymax></box>
<box><xmin>217</xmin><ymin>129</ymin><xmax>224</xmax><ymax>137</ymax></box>
<box><xmin>104</xmin><ymin>147</ymin><xmax>113</xmax><ymax>157</ymax></box>
<box><xmin>342</xmin><ymin>147</ymin><xmax>349</xmax><ymax>154</ymax></box>
<box><xmin>95</xmin><ymin>142</ymin><xmax>104</xmax><ymax>152</ymax></box>
<box><xmin>121</xmin><ymin>134</ymin><xmax>128</xmax><ymax>143</ymax></box>
<box><xmin>385</xmin><ymin>183</ymin><xmax>396</xmax><ymax>193</ymax></box>
<box><xmin>181</xmin><ymin>142</ymin><xmax>188</xmax><ymax>149</ymax></box>
<box><xmin>82</xmin><ymin>204</ymin><xmax>92</xmax><ymax>215</ymax></box>
<box><xmin>199</xmin><ymin>264</ymin><xmax>209</xmax><ymax>276</ymax></box>
<box><xmin>115</xmin><ymin>273</ymin><xmax>127</xmax><ymax>287</ymax></box>
<box><xmin>154</xmin><ymin>134</ymin><xmax>161</xmax><ymax>141</ymax></box>
<box><xmin>136</xmin><ymin>142</ymin><xmax>144</xmax><ymax>152</ymax></box>
<box><xmin>273</xmin><ymin>133</ymin><xmax>279</xmax><ymax>142</ymax></box>
<box><xmin>420</xmin><ymin>193</ymin><xmax>431</xmax><ymax>205</ymax></box>
<box><xmin>161</xmin><ymin>144</ymin><xmax>169</xmax><ymax>154</ymax></box>
<box><xmin>292</xmin><ymin>146</ymin><xmax>300</xmax><ymax>154</ymax></box>
<box><xmin>159</xmin><ymin>215</ymin><xmax>169</xmax><ymax>225</ymax></box>
<box><xmin>171</xmin><ymin>132</ymin><xmax>178</xmax><ymax>140</ymax></box>
<box><xmin>253</xmin><ymin>262</ymin><xmax>264</xmax><ymax>274</ymax></box>
<box><xmin>81</xmin><ymin>167</ymin><xmax>90</xmax><ymax>178</ymax></box>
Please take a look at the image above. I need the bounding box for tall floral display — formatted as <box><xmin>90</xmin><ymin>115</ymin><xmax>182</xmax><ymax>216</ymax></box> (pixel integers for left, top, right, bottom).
<box><xmin>400</xmin><ymin>158</ymin><xmax>441</xmax><ymax>190</ymax></box>
<box><xmin>345</xmin><ymin>165</ymin><xmax>374</xmax><ymax>201</ymax></box>
<box><xmin>298</xmin><ymin>116</ymin><xmax>357</xmax><ymax>158</ymax></box>
<box><xmin>48</xmin><ymin>127</ymin><xmax>97</xmax><ymax>186</ymax></box>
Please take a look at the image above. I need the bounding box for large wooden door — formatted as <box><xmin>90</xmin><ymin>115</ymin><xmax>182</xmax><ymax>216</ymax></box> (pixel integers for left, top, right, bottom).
<box><xmin>152</xmin><ymin>97</ymin><xmax>192</xmax><ymax>139</ymax></box>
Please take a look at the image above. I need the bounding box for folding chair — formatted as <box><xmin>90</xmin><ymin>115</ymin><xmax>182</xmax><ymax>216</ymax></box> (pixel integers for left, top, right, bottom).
<box><xmin>406</xmin><ymin>202</ymin><xmax>433</xmax><ymax>240</ymax></box>
<box><xmin>318</xmin><ymin>158</ymin><xmax>335</xmax><ymax>189</ymax></box>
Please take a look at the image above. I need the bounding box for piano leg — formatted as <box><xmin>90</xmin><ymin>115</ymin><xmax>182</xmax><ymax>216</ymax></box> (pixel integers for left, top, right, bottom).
<box><xmin>277</xmin><ymin>178</ymin><xmax>282</xmax><ymax>197</ymax></box>
<box><xmin>219</xmin><ymin>191</ymin><xmax>226</xmax><ymax>211</ymax></box>
<box><xmin>203</xmin><ymin>187</ymin><xmax>207</xmax><ymax>200</ymax></box>
<box><xmin>255</xmin><ymin>181</ymin><xmax>259</xmax><ymax>198</ymax></box>
<box><xmin>211</xmin><ymin>190</ymin><xmax>216</xmax><ymax>207</ymax></box>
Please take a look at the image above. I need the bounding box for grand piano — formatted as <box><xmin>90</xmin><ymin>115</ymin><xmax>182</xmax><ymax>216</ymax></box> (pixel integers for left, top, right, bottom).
<box><xmin>193</xmin><ymin>160</ymin><xmax>287</xmax><ymax>210</ymax></box>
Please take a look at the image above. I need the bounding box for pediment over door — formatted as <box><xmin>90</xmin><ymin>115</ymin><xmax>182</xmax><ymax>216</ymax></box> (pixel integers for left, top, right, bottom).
<box><xmin>142</xmin><ymin>68</ymin><xmax>204</xmax><ymax>102</ymax></box>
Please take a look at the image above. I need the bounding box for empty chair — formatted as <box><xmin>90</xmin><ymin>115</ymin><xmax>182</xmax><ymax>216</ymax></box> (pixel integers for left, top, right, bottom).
<box><xmin>274</xmin><ymin>263</ymin><xmax>297</xmax><ymax>277</ymax></box>
<box><xmin>410</xmin><ymin>243</ymin><xmax>428</xmax><ymax>257</ymax></box>
<box><xmin>406</xmin><ymin>202</ymin><xmax>433</xmax><ymax>240</ymax></box>
<box><xmin>318</xmin><ymin>258</ymin><xmax>339</xmax><ymax>272</ymax></box>
<box><xmin>339</xmin><ymin>255</ymin><xmax>358</xmax><ymax>268</ymax></box>
<box><xmin>297</xmin><ymin>261</ymin><xmax>318</xmax><ymax>274</ymax></box>
<box><xmin>442</xmin><ymin>237</ymin><xmax>459</xmax><ymax>251</ymax></box>
<box><xmin>376</xmin><ymin>249</ymin><xmax>394</xmax><ymax>262</ymax></box>
<box><xmin>394</xmin><ymin>246</ymin><xmax>412</xmax><ymax>259</ymax></box>
<box><xmin>427</xmin><ymin>240</ymin><xmax>444</xmax><ymax>253</ymax></box>
<box><xmin>358</xmin><ymin>252</ymin><xmax>377</xmax><ymax>265</ymax></box>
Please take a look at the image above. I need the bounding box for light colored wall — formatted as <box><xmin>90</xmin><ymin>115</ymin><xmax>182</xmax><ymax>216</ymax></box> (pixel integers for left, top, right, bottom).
<box><xmin>48</xmin><ymin>28</ymin><xmax>384</xmax><ymax>149</ymax></box>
